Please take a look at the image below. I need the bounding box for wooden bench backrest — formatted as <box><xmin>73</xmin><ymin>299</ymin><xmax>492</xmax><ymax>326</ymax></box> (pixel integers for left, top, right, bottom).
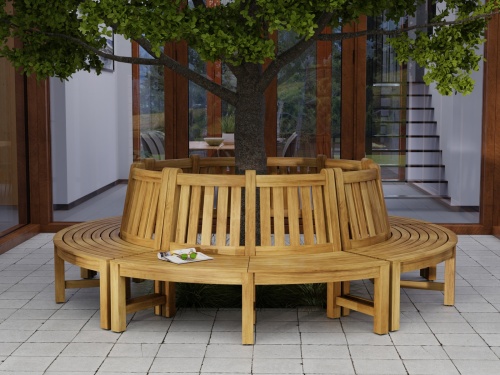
<box><xmin>143</xmin><ymin>155</ymin><xmax>236</xmax><ymax>174</ymax></box>
<box><xmin>161</xmin><ymin>169</ymin><xmax>253</xmax><ymax>256</ymax></box>
<box><xmin>266</xmin><ymin>155</ymin><xmax>326</xmax><ymax>175</ymax></box>
<box><xmin>324</xmin><ymin>158</ymin><xmax>363</xmax><ymax>171</ymax></box>
<box><xmin>252</xmin><ymin>168</ymin><xmax>341</xmax><ymax>256</ymax></box>
<box><xmin>120</xmin><ymin>166</ymin><xmax>173</xmax><ymax>249</ymax></box>
<box><xmin>144</xmin><ymin>157</ymin><xmax>195</xmax><ymax>173</ymax></box>
<box><xmin>333</xmin><ymin>159</ymin><xmax>391</xmax><ymax>250</ymax></box>
<box><xmin>197</xmin><ymin>156</ymin><xmax>236</xmax><ymax>174</ymax></box>
<box><xmin>144</xmin><ymin>155</ymin><xmax>328</xmax><ymax>175</ymax></box>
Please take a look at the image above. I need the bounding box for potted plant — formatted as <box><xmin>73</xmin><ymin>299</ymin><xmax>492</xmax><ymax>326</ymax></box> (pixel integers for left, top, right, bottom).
<box><xmin>221</xmin><ymin>114</ymin><xmax>235</xmax><ymax>144</ymax></box>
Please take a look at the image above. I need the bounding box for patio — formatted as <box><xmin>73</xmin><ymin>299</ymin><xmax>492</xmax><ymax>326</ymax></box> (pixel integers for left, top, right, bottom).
<box><xmin>0</xmin><ymin>234</ymin><xmax>500</xmax><ymax>374</ymax></box>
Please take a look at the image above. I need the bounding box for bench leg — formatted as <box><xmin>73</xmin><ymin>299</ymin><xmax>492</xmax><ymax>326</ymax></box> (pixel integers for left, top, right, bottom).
<box><xmin>373</xmin><ymin>263</ymin><xmax>389</xmax><ymax>335</ymax></box>
<box><xmin>154</xmin><ymin>281</ymin><xmax>163</xmax><ymax>316</ymax></box>
<box><xmin>99</xmin><ymin>261</ymin><xmax>111</xmax><ymax>330</ymax></box>
<box><xmin>420</xmin><ymin>266</ymin><xmax>437</xmax><ymax>281</ymax></box>
<box><xmin>54</xmin><ymin>247</ymin><xmax>66</xmax><ymax>303</ymax></box>
<box><xmin>81</xmin><ymin>268</ymin><xmax>98</xmax><ymax>279</ymax></box>
<box><xmin>162</xmin><ymin>282</ymin><xmax>176</xmax><ymax>318</ymax></box>
<box><xmin>341</xmin><ymin>281</ymin><xmax>350</xmax><ymax>316</ymax></box>
<box><xmin>444</xmin><ymin>247</ymin><xmax>456</xmax><ymax>306</ymax></box>
<box><xmin>253</xmin><ymin>285</ymin><xmax>256</xmax><ymax>325</ymax></box>
<box><xmin>110</xmin><ymin>261</ymin><xmax>127</xmax><ymax>332</ymax></box>
<box><xmin>389</xmin><ymin>262</ymin><xmax>401</xmax><ymax>332</ymax></box>
<box><xmin>326</xmin><ymin>282</ymin><xmax>341</xmax><ymax>319</ymax></box>
<box><xmin>242</xmin><ymin>273</ymin><xmax>255</xmax><ymax>345</ymax></box>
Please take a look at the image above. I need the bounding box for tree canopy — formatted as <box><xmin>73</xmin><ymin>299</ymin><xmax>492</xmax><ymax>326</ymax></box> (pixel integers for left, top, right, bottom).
<box><xmin>1</xmin><ymin>0</ymin><xmax>498</xmax><ymax>170</ymax></box>
<box><xmin>1</xmin><ymin>1</ymin><xmax>498</xmax><ymax>95</ymax></box>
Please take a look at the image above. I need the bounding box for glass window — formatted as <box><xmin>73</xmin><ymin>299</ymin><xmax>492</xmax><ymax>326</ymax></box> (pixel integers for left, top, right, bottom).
<box><xmin>188</xmin><ymin>47</ymin><xmax>209</xmax><ymax>155</ymax></box>
<box><xmin>0</xmin><ymin>54</ymin><xmax>27</xmax><ymax>236</ymax></box>
<box><xmin>331</xmin><ymin>33</ymin><xmax>342</xmax><ymax>158</ymax></box>
<box><xmin>138</xmin><ymin>47</ymin><xmax>165</xmax><ymax>160</ymax></box>
<box><xmin>278</xmin><ymin>32</ymin><xmax>317</xmax><ymax>157</ymax></box>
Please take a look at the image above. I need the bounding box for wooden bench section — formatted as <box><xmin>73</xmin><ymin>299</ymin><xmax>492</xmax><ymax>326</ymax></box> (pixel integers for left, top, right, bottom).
<box><xmin>53</xmin><ymin>167</ymin><xmax>175</xmax><ymax>329</ymax></box>
<box><xmin>250</xmin><ymin>169</ymin><xmax>390</xmax><ymax>335</ymax></box>
<box><xmin>332</xmin><ymin>159</ymin><xmax>457</xmax><ymax>331</ymax></box>
<box><xmin>110</xmin><ymin>169</ymin><xmax>255</xmax><ymax>343</ymax></box>
<box><xmin>110</xmin><ymin>168</ymin><xmax>390</xmax><ymax>343</ymax></box>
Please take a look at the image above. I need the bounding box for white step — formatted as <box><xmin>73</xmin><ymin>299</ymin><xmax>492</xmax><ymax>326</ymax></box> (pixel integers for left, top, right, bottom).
<box><xmin>407</xmin><ymin>108</ymin><xmax>435</xmax><ymax>122</ymax></box>
<box><xmin>406</xmin><ymin>151</ymin><xmax>442</xmax><ymax>164</ymax></box>
<box><xmin>407</xmin><ymin>137</ymin><xmax>440</xmax><ymax>150</ymax></box>
<box><xmin>407</xmin><ymin>83</ymin><xmax>429</xmax><ymax>95</ymax></box>
<box><xmin>407</xmin><ymin>95</ymin><xmax>432</xmax><ymax>107</ymax></box>
<box><xmin>407</xmin><ymin>166</ymin><xmax>446</xmax><ymax>180</ymax></box>
<box><xmin>407</xmin><ymin>122</ymin><xmax>437</xmax><ymax>136</ymax></box>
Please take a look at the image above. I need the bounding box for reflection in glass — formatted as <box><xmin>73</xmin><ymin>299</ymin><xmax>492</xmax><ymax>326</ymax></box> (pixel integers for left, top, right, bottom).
<box><xmin>138</xmin><ymin>47</ymin><xmax>165</xmax><ymax>160</ymax></box>
<box><xmin>331</xmin><ymin>31</ymin><xmax>342</xmax><ymax>158</ymax></box>
<box><xmin>277</xmin><ymin>31</ymin><xmax>317</xmax><ymax>157</ymax></box>
<box><xmin>188</xmin><ymin>47</ymin><xmax>209</xmax><ymax>155</ymax></box>
<box><xmin>0</xmin><ymin>55</ymin><xmax>25</xmax><ymax>236</ymax></box>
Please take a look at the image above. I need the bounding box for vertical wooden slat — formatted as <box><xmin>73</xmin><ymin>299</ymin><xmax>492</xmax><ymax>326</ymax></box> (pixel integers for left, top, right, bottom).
<box><xmin>352</xmin><ymin>182</ymin><xmax>368</xmax><ymax>238</ymax></box>
<box><xmin>345</xmin><ymin>184</ymin><xmax>360</xmax><ymax>239</ymax></box>
<box><xmin>323</xmin><ymin>169</ymin><xmax>342</xmax><ymax>251</ymax></box>
<box><xmin>359</xmin><ymin>181</ymin><xmax>376</xmax><ymax>236</ymax></box>
<box><xmin>312</xmin><ymin>185</ymin><xmax>327</xmax><ymax>244</ymax></box>
<box><xmin>300</xmin><ymin>185</ymin><xmax>315</xmax><ymax>245</ymax></box>
<box><xmin>186</xmin><ymin>185</ymin><xmax>201</xmax><ymax>243</ymax></box>
<box><xmin>367</xmin><ymin>180</ymin><xmax>383</xmax><ymax>234</ymax></box>
<box><xmin>201</xmin><ymin>186</ymin><xmax>215</xmax><ymax>244</ymax></box>
<box><xmin>260</xmin><ymin>187</ymin><xmax>272</xmax><ymax>246</ymax></box>
<box><xmin>144</xmin><ymin>183</ymin><xmax>160</xmax><ymax>239</ymax></box>
<box><xmin>229</xmin><ymin>186</ymin><xmax>241</xmax><ymax>246</ymax></box>
<box><xmin>272</xmin><ymin>186</ymin><xmax>286</xmax><ymax>246</ymax></box>
<box><xmin>176</xmin><ymin>185</ymin><xmax>191</xmax><ymax>243</ymax></box>
<box><xmin>216</xmin><ymin>186</ymin><xmax>229</xmax><ymax>246</ymax></box>
<box><xmin>130</xmin><ymin>180</ymin><xmax>146</xmax><ymax>235</ymax></box>
<box><xmin>287</xmin><ymin>187</ymin><xmax>301</xmax><ymax>246</ymax></box>
<box><xmin>245</xmin><ymin>170</ymin><xmax>256</xmax><ymax>256</ymax></box>
<box><xmin>138</xmin><ymin>182</ymin><xmax>154</xmax><ymax>237</ymax></box>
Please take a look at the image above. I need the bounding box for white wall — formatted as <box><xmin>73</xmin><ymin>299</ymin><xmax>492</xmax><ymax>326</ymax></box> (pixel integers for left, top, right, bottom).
<box><xmin>429</xmin><ymin>49</ymin><xmax>483</xmax><ymax>207</ymax></box>
<box><xmin>51</xmin><ymin>35</ymin><xmax>133</xmax><ymax>205</ymax></box>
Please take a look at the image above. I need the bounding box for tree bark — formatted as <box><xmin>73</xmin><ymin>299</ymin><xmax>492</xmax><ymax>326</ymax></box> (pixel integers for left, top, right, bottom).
<box><xmin>234</xmin><ymin>69</ymin><xmax>267</xmax><ymax>174</ymax></box>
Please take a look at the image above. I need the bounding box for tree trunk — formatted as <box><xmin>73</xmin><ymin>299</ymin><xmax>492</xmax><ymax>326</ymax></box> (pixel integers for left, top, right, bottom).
<box><xmin>234</xmin><ymin>71</ymin><xmax>267</xmax><ymax>174</ymax></box>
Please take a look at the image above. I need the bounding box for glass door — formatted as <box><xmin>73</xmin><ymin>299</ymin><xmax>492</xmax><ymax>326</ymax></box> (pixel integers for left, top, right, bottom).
<box><xmin>0</xmin><ymin>51</ymin><xmax>28</xmax><ymax>236</ymax></box>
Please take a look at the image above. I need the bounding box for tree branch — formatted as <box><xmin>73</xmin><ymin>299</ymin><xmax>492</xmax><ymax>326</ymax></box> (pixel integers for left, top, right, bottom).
<box><xmin>316</xmin><ymin>10</ymin><xmax>500</xmax><ymax>42</ymax></box>
<box><xmin>259</xmin><ymin>12</ymin><xmax>334</xmax><ymax>91</ymax></box>
<box><xmin>38</xmin><ymin>30</ymin><xmax>238</xmax><ymax>106</ymax></box>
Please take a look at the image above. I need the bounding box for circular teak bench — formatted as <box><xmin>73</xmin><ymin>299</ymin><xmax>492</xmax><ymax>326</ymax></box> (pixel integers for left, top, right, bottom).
<box><xmin>109</xmin><ymin>168</ymin><xmax>391</xmax><ymax>344</ymax></box>
<box><xmin>53</xmin><ymin>156</ymin><xmax>456</xmax><ymax>340</ymax></box>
